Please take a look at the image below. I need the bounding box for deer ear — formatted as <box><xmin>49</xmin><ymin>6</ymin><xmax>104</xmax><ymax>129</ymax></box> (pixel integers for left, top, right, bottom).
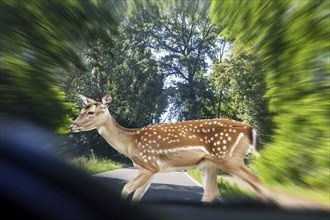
<box><xmin>101</xmin><ymin>92</ymin><xmax>113</xmax><ymax>108</ymax></box>
<box><xmin>78</xmin><ymin>94</ymin><xmax>95</xmax><ymax>106</ymax></box>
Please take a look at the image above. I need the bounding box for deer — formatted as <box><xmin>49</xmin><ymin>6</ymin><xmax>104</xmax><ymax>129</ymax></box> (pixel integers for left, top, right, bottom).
<box><xmin>69</xmin><ymin>92</ymin><xmax>271</xmax><ymax>203</ymax></box>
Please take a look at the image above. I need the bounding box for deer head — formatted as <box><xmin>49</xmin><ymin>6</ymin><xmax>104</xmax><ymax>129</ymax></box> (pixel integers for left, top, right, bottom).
<box><xmin>69</xmin><ymin>92</ymin><xmax>112</xmax><ymax>133</ymax></box>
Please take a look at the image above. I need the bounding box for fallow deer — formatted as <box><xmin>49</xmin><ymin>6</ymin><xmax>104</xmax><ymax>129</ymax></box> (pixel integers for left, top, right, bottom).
<box><xmin>69</xmin><ymin>92</ymin><xmax>270</xmax><ymax>202</ymax></box>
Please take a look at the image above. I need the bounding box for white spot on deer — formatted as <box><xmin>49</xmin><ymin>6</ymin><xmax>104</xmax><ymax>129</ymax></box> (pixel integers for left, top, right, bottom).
<box><xmin>228</xmin><ymin>136</ymin><xmax>232</xmax><ymax>141</ymax></box>
<box><xmin>225</xmin><ymin>133</ymin><xmax>229</xmax><ymax>137</ymax></box>
<box><xmin>148</xmin><ymin>156</ymin><xmax>152</xmax><ymax>160</ymax></box>
<box><xmin>210</xmin><ymin>137</ymin><xmax>214</xmax><ymax>141</ymax></box>
<box><xmin>139</xmin><ymin>152</ymin><xmax>143</xmax><ymax>156</ymax></box>
<box><xmin>215</xmin><ymin>133</ymin><xmax>218</xmax><ymax>137</ymax></box>
<box><xmin>223</xmin><ymin>145</ymin><xmax>227</xmax><ymax>150</ymax></box>
<box><xmin>153</xmin><ymin>131</ymin><xmax>157</xmax><ymax>135</ymax></box>
<box><xmin>223</xmin><ymin>140</ymin><xmax>227</xmax><ymax>144</ymax></box>
<box><xmin>233</xmin><ymin>129</ymin><xmax>236</xmax><ymax>133</ymax></box>
<box><xmin>220</xmin><ymin>132</ymin><xmax>223</xmax><ymax>136</ymax></box>
<box><xmin>229</xmin><ymin>129</ymin><xmax>232</xmax><ymax>132</ymax></box>
<box><xmin>144</xmin><ymin>159</ymin><xmax>148</xmax><ymax>163</ymax></box>
<box><xmin>217</xmin><ymin>141</ymin><xmax>221</xmax><ymax>145</ymax></box>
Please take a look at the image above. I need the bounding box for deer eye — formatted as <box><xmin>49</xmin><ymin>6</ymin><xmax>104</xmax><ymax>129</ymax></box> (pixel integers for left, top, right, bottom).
<box><xmin>88</xmin><ymin>111</ymin><xmax>94</xmax><ymax>115</ymax></box>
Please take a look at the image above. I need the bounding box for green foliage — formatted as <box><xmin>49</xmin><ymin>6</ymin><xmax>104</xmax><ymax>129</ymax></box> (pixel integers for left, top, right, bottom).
<box><xmin>0</xmin><ymin>0</ymin><xmax>125</xmax><ymax>131</ymax></box>
<box><xmin>210</xmin><ymin>0</ymin><xmax>330</xmax><ymax>191</ymax></box>
<box><xmin>212</xmin><ymin>46</ymin><xmax>273</xmax><ymax>141</ymax></box>
<box><xmin>69</xmin><ymin>149</ymin><xmax>128</xmax><ymax>174</ymax></box>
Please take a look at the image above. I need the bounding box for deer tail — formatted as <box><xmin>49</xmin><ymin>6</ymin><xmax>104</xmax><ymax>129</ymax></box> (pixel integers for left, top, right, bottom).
<box><xmin>250</xmin><ymin>128</ymin><xmax>262</xmax><ymax>156</ymax></box>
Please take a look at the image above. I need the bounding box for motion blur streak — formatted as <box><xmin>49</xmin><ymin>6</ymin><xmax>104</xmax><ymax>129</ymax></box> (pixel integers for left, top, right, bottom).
<box><xmin>210</xmin><ymin>0</ymin><xmax>329</xmax><ymax>207</ymax></box>
<box><xmin>0</xmin><ymin>0</ymin><xmax>126</xmax><ymax>131</ymax></box>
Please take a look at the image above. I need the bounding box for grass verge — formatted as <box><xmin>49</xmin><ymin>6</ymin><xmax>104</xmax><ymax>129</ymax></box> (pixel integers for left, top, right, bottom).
<box><xmin>269</xmin><ymin>183</ymin><xmax>329</xmax><ymax>208</ymax></box>
<box><xmin>70</xmin><ymin>156</ymin><xmax>128</xmax><ymax>174</ymax></box>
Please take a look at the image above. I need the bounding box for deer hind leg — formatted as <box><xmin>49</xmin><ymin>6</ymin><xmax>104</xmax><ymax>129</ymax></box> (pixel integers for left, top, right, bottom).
<box><xmin>132</xmin><ymin>178</ymin><xmax>153</xmax><ymax>202</ymax></box>
<box><xmin>201</xmin><ymin>163</ymin><xmax>220</xmax><ymax>203</ymax></box>
<box><xmin>224</xmin><ymin>163</ymin><xmax>272</xmax><ymax>202</ymax></box>
<box><xmin>121</xmin><ymin>170</ymin><xmax>155</xmax><ymax>201</ymax></box>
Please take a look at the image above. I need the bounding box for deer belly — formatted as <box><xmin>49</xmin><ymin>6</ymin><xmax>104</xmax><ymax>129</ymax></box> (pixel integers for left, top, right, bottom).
<box><xmin>157</xmin><ymin>147</ymin><xmax>208</xmax><ymax>172</ymax></box>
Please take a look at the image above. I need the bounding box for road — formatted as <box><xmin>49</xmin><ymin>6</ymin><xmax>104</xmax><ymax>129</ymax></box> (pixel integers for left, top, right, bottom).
<box><xmin>93</xmin><ymin>168</ymin><xmax>204</xmax><ymax>202</ymax></box>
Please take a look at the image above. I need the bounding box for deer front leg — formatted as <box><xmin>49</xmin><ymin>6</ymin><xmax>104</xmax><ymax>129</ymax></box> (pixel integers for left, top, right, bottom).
<box><xmin>132</xmin><ymin>178</ymin><xmax>153</xmax><ymax>202</ymax></box>
<box><xmin>201</xmin><ymin>164</ymin><xmax>220</xmax><ymax>203</ymax></box>
<box><xmin>121</xmin><ymin>170</ymin><xmax>154</xmax><ymax>201</ymax></box>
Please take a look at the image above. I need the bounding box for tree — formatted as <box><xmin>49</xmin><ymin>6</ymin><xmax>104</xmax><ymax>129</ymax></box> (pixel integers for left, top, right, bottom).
<box><xmin>210</xmin><ymin>0</ymin><xmax>329</xmax><ymax>191</ymax></box>
<box><xmin>129</xmin><ymin>0</ymin><xmax>225</xmax><ymax>120</ymax></box>
<box><xmin>63</xmin><ymin>14</ymin><xmax>167</xmax><ymax>158</ymax></box>
<box><xmin>212</xmin><ymin>45</ymin><xmax>273</xmax><ymax>141</ymax></box>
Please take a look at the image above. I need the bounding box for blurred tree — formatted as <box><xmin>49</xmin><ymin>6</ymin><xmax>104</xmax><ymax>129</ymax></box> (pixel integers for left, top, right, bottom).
<box><xmin>212</xmin><ymin>45</ymin><xmax>273</xmax><ymax>141</ymax></box>
<box><xmin>210</xmin><ymin>0</ymin><xmax>329</xmax><ymax>191</ymax></box>
<box><xmin>0</xmin><ymin>0</ymin><xmax>125</xmax><ymax>131</ymax></box>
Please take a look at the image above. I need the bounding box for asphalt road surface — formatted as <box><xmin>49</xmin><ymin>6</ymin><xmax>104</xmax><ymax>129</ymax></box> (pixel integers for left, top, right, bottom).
<box><xmin>93</xmin><ymin>168</ymin><xmax>204</xmax><ymax>202</ymax></box>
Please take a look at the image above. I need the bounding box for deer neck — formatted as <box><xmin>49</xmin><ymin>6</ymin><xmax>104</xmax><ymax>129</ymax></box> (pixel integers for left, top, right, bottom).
<box><xmin>97</xmin><ymin>111</ymin><xmax>134</xmax><ymax>157</ymax></box>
